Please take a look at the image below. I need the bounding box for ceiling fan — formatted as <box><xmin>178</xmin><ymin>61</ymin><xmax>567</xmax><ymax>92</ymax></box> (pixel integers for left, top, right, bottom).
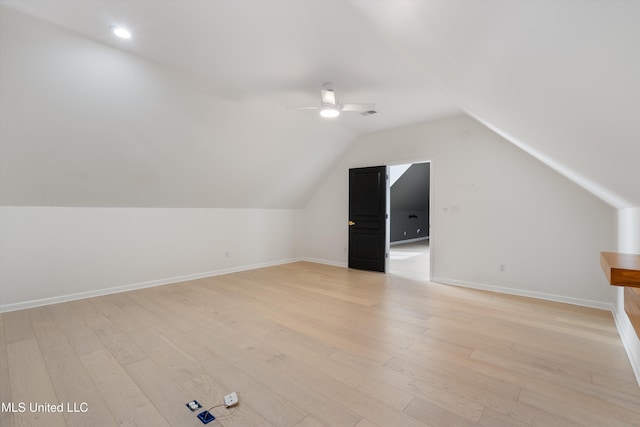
<box><xmin>294</xmin><ymin>82</ymin><xmax>377</xmax><ymax>118</ymax></box>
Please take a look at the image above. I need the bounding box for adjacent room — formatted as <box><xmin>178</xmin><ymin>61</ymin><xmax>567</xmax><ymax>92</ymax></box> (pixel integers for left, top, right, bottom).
<box><xmin>388</xmin><ymin>162</ymin><xmax>431</xmax><ymax>281</ymax></box>
<box><xmin>1</xmin><ymin>1</ymin><xmax>639</xmax><ymax>426</ymax></box>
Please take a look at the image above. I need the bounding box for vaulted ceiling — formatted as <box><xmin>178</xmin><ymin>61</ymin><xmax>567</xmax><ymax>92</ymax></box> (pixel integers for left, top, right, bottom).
<box><xmin>1</xmin><ymin>1</ymin><xmax>638</xmax><ymax>208</ymax></box>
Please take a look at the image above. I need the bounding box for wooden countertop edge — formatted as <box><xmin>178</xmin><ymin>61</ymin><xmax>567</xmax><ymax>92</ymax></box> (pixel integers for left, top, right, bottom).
<box><xmin>600</xmin><ymin>252</ymin><xmax>640</xmax><ymax>288</ymax></box>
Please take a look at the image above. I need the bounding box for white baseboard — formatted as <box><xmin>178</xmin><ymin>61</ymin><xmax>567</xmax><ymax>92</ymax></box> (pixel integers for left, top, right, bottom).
<box><xmin>302</xmin><ymin>257</ymin><xmax>348</xmax><ymax>268</ymax></box>
<box><xmin>0</xmin><ymin>257</ymin><xmax>303</xmax><ymax>313</ymax></box>
<box><xmin>432</xmin><ymin>276</ymin><xmax>613</xmax><ymax>311</ymax></box>
<box><xmin>611</xmin><ymin>307</ymin><xmax>640</xmax><ymax>387</ymax></box>
<box><xmin>390</xmin><ymin>236</ymin><xmax>429</xmax><ymax>246</ymax></box>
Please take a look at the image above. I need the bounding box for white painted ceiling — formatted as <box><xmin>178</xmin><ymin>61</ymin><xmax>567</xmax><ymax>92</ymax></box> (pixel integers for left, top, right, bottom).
<box><xmin>1</xmin><ymin>0</ymin><xmax>638</xmax><ymax>208</ymax></box>
<box><xmin>353</xmin><ymin>0</ymin><xmax>640</xmax><ymax>208</ymax></box>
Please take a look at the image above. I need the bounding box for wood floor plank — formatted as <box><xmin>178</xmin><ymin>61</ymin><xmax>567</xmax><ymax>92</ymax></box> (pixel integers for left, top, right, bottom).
<box><xmin>294</xmin><ymin>415</ymin><xmax>330</xmax><ymax>427</ymax></box>
<box><xmin>478</xmin><ymin>406</ymin><xmax>583</xmax><ymax>427</ymax></box>
<box><xmin>72</xmin><ymin>347</ymin><xmax>170</xmax><ymax>426</ymax></box>
<box><xmin>384</xmin><ymin>355</ymin><xmax>516</xmax><ymax>412</ymax></box>
<box><xmin>403</xmin><ymin>397</ymin><xmax>480</xmax><ymax>427</ymax></box>
<box><xmin>263</xmin><ymin>327</ymin><xmax>415</xmax><ymax>411</ymax></box>
<box><xmin>519</xmin><ymin>386</ymin><xmax>639</xmax><ymax>427</ymax></box>
<box><xmin>591</xmin><ymin>371</ymin><xmax>640</xmax><ymax>402</ymax></box>
<box><xmin>230</xmin><ymin>272</ymin><xmax>428</xmax><ymax>346</ymax></box>
<box><xmin>3</xmin><ymin>309</ymin><xmax>35</xmax><ymax>344</ymax></box>
<box><xmin>0</xmin><ymin>313</ymin><xmax>14</xmax><ymax>427</ymax></box>
<box><xmin>93</xmin><ymin>294</ymin><xmax>204</xmax><ymax>384</ymax></box>
<box><xmin>470</xmin><ymin>347</ymin><xmax>640</xmax><ymax>413</ymax></box>
<box><xmin>328</xmin><ymin>348</ymin><xmax>486</xmax><ymax>422</ymax></box>
<box><xmin>398</xmin><ymin>343</ymin><xmax>588</xmax><ymax>427</ymax></box>
<box><xmin>7</xmin><ymin>338</ymin><xmax>66</xmax><ymax>427</ymax></box>
<box><xmin>69</xmin><ymin>299</ymin><xmax>147</xmax><ymax>366</ymax></box>
<box><xmin>403</xmin><ymin>342</ymin><xmax>520</xmax><ymax>400</ymax></box>
<box><xmin>354</xmin><ymin>419</ymin><xmax>383</xmax><ymax>427</ymax></box>
<box><xmin>266</xmin><ymin>353</ymin><xmax>431</xmax><ymax>427</ymax></box>
<box><xmin>28</xmin><ymin>307</ymin><xmax>118</xmax><ymax>427</ymax></box>
<box><xmin>50</xmin><ymin>303</ymin><xmax>170</xmax><ymax>427</ymax></box>
<box><xmin>512</xmin><ymin>341</ymin><xmax>634</xmax><ymax>382</ymax></box>
<box><xmin>2</xmin><ymin>262</ymin><xmax>639</xmax><ymax>427</ymax></box>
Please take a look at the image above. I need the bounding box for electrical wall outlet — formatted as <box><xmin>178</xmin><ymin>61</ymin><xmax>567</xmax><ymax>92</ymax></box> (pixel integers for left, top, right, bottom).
<box><xmin>224</xmin><ymin>391</ymin><xmax>239</xmax><ymax>408</ymax></box>
<box><xmin>186</xmin><ymin>400</ymin><xmax>202</xmax><ymax>412</ymax></box>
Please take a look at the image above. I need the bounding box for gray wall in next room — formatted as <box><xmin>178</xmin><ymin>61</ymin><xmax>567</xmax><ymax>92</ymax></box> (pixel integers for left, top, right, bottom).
<box><xmin>390</xmin><ymin>163</ymin><xmax>430</xmax><ymax>243</ymax></box>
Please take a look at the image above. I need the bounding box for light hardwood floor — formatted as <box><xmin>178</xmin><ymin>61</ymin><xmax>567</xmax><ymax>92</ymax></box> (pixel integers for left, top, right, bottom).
<box><xmin>1</xmin><ymin>262</ymin><xmax>639</xmax><ymax>426</ymax></box>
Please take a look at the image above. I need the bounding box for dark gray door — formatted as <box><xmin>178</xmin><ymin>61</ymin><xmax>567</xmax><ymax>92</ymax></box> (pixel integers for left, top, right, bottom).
<box><xmin>348</xmin><ymin>166</ymin><xmax>387</xmax><ymax>272</ymax></box>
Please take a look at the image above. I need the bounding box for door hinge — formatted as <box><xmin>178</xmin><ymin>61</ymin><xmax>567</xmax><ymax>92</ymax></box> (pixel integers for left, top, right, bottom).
<box><xmin>385</xmin><ymin>213</ymin><xmax>389</xmax><ymax>219</ymax></box>
<box><xmin>385</xmin><ymin>252</ymin><xmax>389</xmax><ymax>258</ymax></box>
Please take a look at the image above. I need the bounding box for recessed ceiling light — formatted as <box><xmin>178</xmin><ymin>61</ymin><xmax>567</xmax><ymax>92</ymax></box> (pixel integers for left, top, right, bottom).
<box><xmin>112</xmin><ymin>26</ymin><xmax>132</xmax><ymax>39</ymax></box>
<box><xmin>320</xmin><ymin>107</ymin><xmax>340</xmax><ymax>118</ymax></box>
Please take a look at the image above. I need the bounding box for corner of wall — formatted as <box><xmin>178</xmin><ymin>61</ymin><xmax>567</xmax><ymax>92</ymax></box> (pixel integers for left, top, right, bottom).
<box><xmin>611</xmin><ymin>287</ymin><xmax>640</xmax><ymax>386</ymax></box>
<box><xmin>614</xmin><ymin>207</ymin><xmax>640</xmax><ymax>386</ymax></box>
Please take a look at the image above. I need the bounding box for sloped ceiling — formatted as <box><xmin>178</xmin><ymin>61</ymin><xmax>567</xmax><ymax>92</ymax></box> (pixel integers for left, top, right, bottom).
<box><xmin>353</xmin><ymin>0</ymin><xmax>640</xmax><ymax>208</ymax></box>
<box><xmin>0</xmin><ymin>1</ymin><xmax>638</xmax><ymax>209</ymax></box>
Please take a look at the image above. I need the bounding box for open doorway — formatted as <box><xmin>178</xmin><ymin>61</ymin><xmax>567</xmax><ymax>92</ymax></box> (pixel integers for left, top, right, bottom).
<box><xmin>388</xmin><ymin>162</ymin><xmax>431</xmax><ymax>281</ymax></box>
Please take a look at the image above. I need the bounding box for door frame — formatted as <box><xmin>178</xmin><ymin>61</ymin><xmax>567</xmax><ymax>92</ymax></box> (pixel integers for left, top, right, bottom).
<box><xmin>347</xmin><ymin>158</ymin><xmax>434</xmax><ymax>280</ymax></box>
<box><xmin>385</xmin><ymin>165</ymin><xmax>391</xmax><ymax>273</ymax></box>
<box><xmin>386</xmin><ymin>158</ymin><xmax>434</xmax><ymax>282</ymax></box>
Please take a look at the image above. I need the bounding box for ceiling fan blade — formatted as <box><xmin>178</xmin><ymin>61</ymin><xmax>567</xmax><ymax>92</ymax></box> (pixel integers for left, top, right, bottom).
<box><xmin>288</xmin><ymin>83</ymin><xmax>376</xmax><ymax>117</ymax></box>
<box><xmin>321</xmin><ymin>89</ymin><xmax>336</xmax><ymax>105</ymax></box>
<box><xmin>341</xmin><ymin>103</ymin><xmax>376</xmax><ymax>112</ymax></box>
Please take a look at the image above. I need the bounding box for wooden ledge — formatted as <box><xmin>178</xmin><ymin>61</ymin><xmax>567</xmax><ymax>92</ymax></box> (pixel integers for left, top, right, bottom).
<box><xmin>625</xmin><ymin>287</ymin><xmax>640</xmax><ymax>339</ymax></box>
<box><xmin>600</xmin><ymin>252</ymin><xmax>640</xmax><ymax>288</ymax></box>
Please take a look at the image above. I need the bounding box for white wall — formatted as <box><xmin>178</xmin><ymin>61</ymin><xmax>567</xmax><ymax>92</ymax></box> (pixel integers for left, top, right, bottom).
<box><xmin>618</xmin><ymin>208</ymin><xmax>640</xmax><ymax>254</ymax></box>
<box><xmin>0</xmin><ymin>5</ymin><xmax>355</xmax><ymax>209</ymax></box>
<box><xmin>0</xmin><ymin>207</ymin><xmax>301</xmax><ymax>312</ymax></box>
<box><xmin>615</xmin><ymin>208</ymin><xmax>640</xmax><ymax>383</ymax></box>
<box><xmin>303</xmin><ymin>114</ymin><xmax>617</xmax><ymax>307</ymax></box>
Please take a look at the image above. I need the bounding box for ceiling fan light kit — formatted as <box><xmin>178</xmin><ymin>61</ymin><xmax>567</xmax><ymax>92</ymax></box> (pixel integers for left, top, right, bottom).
<box><xmin>294</xmin><ymin>82</ymin><xmax>376</xmax><ymax>119</ymax></box>
<box><xmin>320</xmin><ymin>106</ymin><xmax>340</xmax><ymax>118</ymax></box>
